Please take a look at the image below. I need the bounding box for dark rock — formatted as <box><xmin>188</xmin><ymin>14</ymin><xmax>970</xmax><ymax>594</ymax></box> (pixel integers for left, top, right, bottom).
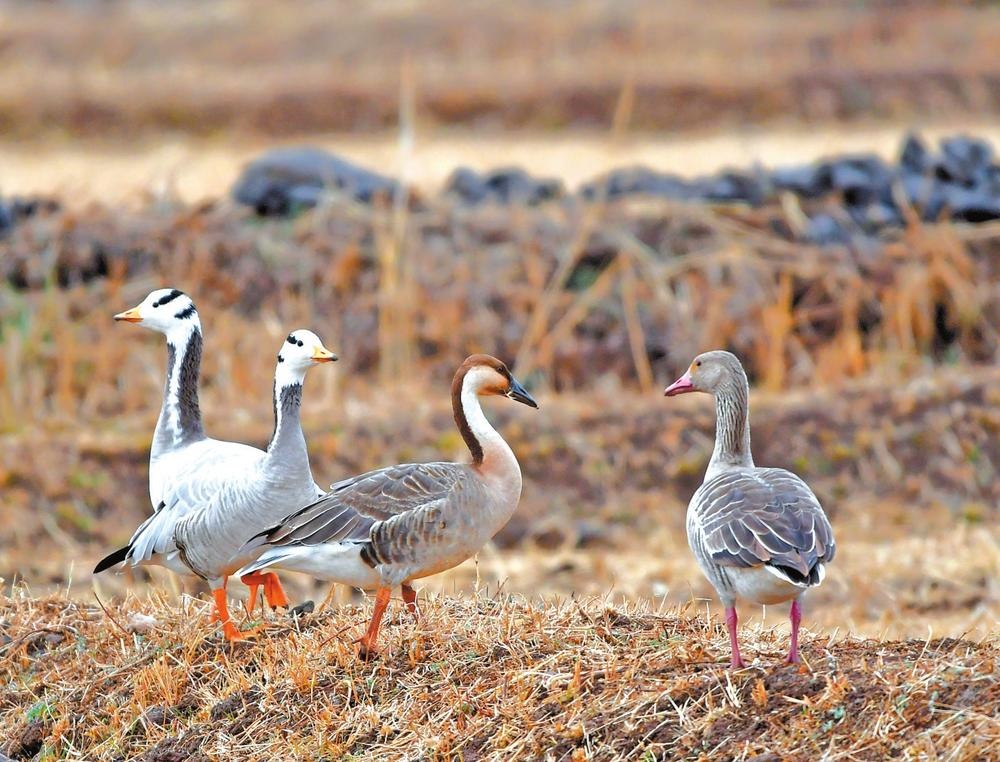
<box><xmin>937</xmin><ymin>135</ymin><xmax>993</xmax><ymax>186</ymax></box>
<box><xmin>445</xmin><ymin>167</ymin><xmax>563</xmax><ymax>206</ymax></box>
<box><xmin>485</xmin><ymin>167</ymin><xmax>563</xmax><ymax>204</ymax></box>
<box><xmin>289</xmin><ymin>599</ymin><xmax>315</xmax><ymax>618</ymax></box>
<box><xmin>144</xmin><ymin>733</ymin><xmax>209</xmax><ymax>762</ymax></box>
<box><xmin>943</xmin><ymin>186</ymin><xmax>1000</xmax><ymax>223</ymax></box>
<box><xmin>804</xmin><ymin>213</ymin><xmax>852</xmax><ymax>245</ymax></box>
<box><xmin>900</xmin><ymin>173</ymin><xmax>948</xmax><ymax>221</ymax></box>
<box><xmin>850</xmin><ymin>201</ymin><xmax>903</xmax><ymax>231</ymax></box>
<box><xmin>575</xmin><ymin>520</ymin><xmax>615</xmax><ymax>549</ymax></box>
<box><xmin>770</xmin><ymin>163</ymin><xmax>832</xmax><ymax>199</ymax></box>
<box><xmin>444</xmin><ymin>167</ymin><xmax>490</xmax><ymax>205</ymax></box>
<box><xmin>231</xmin><ymin>146</ymin><xmax>400</xmax><ymax>216</ymax></box>
<box><xmin>827</xmin><ymin>155</ymin><xmax>894</xmax><ymax>207</ymax></box>
<box><xmin>899</xmin><ymin>132</ymin><xmax>931</xmax><ymax>174</ymax></box>
<box><xmin>697</xmin><ymin>170</ymin><xmax>766</xmax><ymax>205</ymax></box>
<box><xmin>142</xmin><ymin>706</ymin><xmax>169</xmax><ymax>727</ymax></box>
<box><xmin>209</xmin><ymin>688</ymin><xmax>262</xmax><ymax>722</ymax></box>
<box><xmin>0</xmin><ymin>195</ymin><xmax>60</xmax><ymax>236</ymax></box>
<box><xmin>580</xmin><ymin>166</ymin><xmax>697</xmax><ymax>201</ymax></box>
<box><xmin>4</xmin><ymin>719</ymin><xmax>45</xmax><ymax>759</ymax></box>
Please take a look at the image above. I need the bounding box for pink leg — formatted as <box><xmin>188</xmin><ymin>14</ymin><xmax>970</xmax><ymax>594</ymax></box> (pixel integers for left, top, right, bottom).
<box><xmin>725</xmin><ymin>606</ymin><xmax>745</xmax><ymax>668</ymax></box>
<box><xmin>787</xmin><ymin>599</ymin><xmax>802</xmax><ymax>664</ymax></box>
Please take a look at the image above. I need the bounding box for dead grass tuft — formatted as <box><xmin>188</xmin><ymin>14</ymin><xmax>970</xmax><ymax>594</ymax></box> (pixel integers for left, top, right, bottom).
<box><xmin>1</xmin><ymin>591</ymin><xmax>997</xmax><ymax>760</ymax></box>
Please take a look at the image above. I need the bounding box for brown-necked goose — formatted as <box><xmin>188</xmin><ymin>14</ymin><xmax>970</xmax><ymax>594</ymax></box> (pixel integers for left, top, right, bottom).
<box><xmin>665</xmin><ymin>350</ymin><xmax>835</xmax><ymax>667</ymax></box>
<box><xmin>236</xmin><ymin>354</ymin><xmax>538</xmax><ymax>657</ymax></box>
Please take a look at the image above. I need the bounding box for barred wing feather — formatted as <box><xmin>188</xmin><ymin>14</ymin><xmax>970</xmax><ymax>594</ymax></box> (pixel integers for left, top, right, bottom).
<box><xmin>693</xmin><ymin>467</ymin><xmax>835</xmax><ymax>580</ymax></box>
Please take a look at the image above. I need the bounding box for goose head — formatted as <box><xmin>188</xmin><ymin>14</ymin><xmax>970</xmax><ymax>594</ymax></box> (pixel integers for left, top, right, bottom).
<box><xmin>664</xmin><ymin>350</ymin><xmax>744</xmax><ymax>396</ymax></box>
<box><xmin>113</xmin><ymin>288</ymin><xmax>199</xmax><ymax>334</ymax></box>
<box><xmin>459</xmin><ymin>354</ymin><xmax>538</xmax><ymax>408</ymax></box>
<box><xmin>275</xmin><ymin>329</ymin><xmax>337</xmax><ymax>385</ymax></box>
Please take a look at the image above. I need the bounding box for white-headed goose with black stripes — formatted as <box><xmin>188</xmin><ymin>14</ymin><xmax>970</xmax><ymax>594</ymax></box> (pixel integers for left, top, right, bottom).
<box><xmin>94</xmin><ymin>288</ymin><xmax>337</xmax><ymax>641</ymax></box>
<box><xmin>237</xmin><ymin>354</ymin><xmax>538</xmax><ymax>657</ymax></box>
<box><xmin>665</xmin><ymin>350</ymin><xmax>835</xmax><ymax>668</ymax></box>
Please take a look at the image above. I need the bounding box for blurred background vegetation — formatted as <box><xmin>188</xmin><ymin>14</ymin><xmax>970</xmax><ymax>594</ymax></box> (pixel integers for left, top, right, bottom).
<box><xmin>0</xmin><ymin>0</ymin><xmax>998</xmax><ymax>640</ymax></box>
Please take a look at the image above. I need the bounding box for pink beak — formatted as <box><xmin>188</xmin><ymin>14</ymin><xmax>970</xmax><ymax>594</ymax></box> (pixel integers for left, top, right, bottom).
<box><xmin>664</xmin><ymin>371</ymin><xmax>695</xmax><ymax>396</ymax></box>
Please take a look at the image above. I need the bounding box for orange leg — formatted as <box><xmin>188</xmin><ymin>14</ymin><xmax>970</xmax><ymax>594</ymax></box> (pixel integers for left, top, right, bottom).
<box><xmin>264</xmin><ymin>572</ymin><xmax>290</xmax><ymax>609</ymax></box>
<box><xmin>401</xmin><ymin>584</ymin><xmax>420</xmax><ymax>621</ymax></box>
<box><xmin>212</xmin><ymin>585</ymin><xmax>259</xmax><ymax>642</ymax></box>
<box><xmin>356</xmin><ymin>587</ymin><xmax>392</xmax><ymax>658</ymax></box>
<box><xmin>240</xmin><ymin>571</ymin><xmax>290</xmax><ymax>614</ymax></box>
<box><xmin>243</xmin><ymin>580</ymin><xmax>262</xmax><ymax>618</ymax></box>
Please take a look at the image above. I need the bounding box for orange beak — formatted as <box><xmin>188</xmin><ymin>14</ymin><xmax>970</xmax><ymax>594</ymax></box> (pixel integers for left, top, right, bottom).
<box><xmin>310</xmin><ymin>345</ymin><xmax>338</xmax><ymax>363</ymax></box>
<box><xmin>113</xmin><ymin>306</ymin><xmax>143</xmax><ymax>323</ymax></box>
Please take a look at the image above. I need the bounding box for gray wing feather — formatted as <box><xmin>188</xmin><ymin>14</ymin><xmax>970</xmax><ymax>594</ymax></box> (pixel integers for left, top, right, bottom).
<box><xmin>128</xmin><ymin>445</ymin><xmax>259</xmax><ymax>564</ymax></box>
<box><xmin>261</xmin><ymin>462</ymin><xmax>467</xmax><ymax>548</ymax></box>
<box><xmin>693</xmin><ymin>468</ymin><xmax>836</xmax><ymax>575</ymax></box>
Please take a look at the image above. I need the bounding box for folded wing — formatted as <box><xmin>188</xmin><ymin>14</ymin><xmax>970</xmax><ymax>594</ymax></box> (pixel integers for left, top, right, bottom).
<box><xmin>693</xmin><ymin>467</ymin><xmax>836</xmax><ymax>582</ymax></box>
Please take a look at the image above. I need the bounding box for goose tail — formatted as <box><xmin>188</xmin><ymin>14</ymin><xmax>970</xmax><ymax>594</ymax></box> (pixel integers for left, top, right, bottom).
<box><xmin>94</xmin><ymin>545</ymin><xmax>131</xmax><ymax>574</ymax></box>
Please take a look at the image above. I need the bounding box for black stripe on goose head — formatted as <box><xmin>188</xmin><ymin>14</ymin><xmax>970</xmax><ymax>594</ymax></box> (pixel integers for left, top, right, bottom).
<box><xmin>152</xmin><ymin>289</ymin><xmax>183</xmax><ymax>308</ymax></box>
<box><xmin>174</xmin><ymin>304</ymin><xmax>197</xmax><ymax>320</ymax></box>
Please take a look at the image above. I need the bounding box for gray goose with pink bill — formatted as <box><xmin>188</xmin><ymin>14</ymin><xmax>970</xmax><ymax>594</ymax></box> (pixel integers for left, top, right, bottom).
<box><xmin>664</xmin><ymin>350</ymin><xmax>836</xmax><ymax>668</ymax></box>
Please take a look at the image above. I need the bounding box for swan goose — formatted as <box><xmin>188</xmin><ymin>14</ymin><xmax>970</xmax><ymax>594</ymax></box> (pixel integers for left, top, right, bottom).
<box><xmin>664</xmin><ymin>350</ymin><xmax>835</xmax><ymax>667</ymax></box>
<box><xmin>237</xmin><ymin>354</ymin><xmax>538</xmax><ymax>656</ymax></box>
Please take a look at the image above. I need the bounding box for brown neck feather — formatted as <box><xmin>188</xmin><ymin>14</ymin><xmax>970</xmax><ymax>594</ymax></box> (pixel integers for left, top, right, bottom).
<box><xmin>451</xmin><ymin>364</ymin><xmax>484</xmax><ymax>465</ymax></box>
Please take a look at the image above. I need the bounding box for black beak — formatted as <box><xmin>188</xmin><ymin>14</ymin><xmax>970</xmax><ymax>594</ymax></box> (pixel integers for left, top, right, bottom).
<box><xmin>506</xmin><ymin>376</ymin><xmax>539</xmax><ymax>409</ymax></box>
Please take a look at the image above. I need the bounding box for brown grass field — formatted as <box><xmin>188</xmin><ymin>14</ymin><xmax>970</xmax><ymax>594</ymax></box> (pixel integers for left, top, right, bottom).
<box><xmin>2</xmin><ymin>0</ymin><xmax>1000</xmax><ymax>759</ymax></box>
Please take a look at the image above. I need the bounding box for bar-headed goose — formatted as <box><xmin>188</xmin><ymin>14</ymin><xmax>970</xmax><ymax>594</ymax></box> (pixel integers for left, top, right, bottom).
<box><xmin>237</xmin><ymin>354</ymin><xmax>538</xmax><ymax>656</ymax></box>
<box><xmin>94</xmin><ymin>288</ymin><xmax>234</xmax><ymax>576</ymax></box>
<box><xmin>158</xmin><ymin>329</ymin><xmax>336</xmax><ymax>640</ymax></box>
<box><xmin>95</xmin><ymin>308</ymin><xmax>336</xmax><ymax>640</ymax></box>
<box><xmin>664</xmin><ymin>350</ymin><xmax>835</xmax><ymax>667</ymax></box>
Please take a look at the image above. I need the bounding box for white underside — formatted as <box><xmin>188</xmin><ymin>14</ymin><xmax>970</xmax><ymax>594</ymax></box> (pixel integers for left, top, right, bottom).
<box><xmin>725</xmin><ymin>564</ymin><xmax>820</xmax><ymax>606</ymax></box>
<box><xmin>239</xmin><ymin>543</ymin><xmax>381</xmax><ymax>590</ymax></box>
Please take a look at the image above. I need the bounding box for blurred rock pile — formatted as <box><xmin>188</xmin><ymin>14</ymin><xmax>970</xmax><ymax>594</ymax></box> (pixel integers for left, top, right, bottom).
<box><xmin>232</xmin><ymin>133</ymin><xmax>1000</xmax><ymax>246</ymax></box>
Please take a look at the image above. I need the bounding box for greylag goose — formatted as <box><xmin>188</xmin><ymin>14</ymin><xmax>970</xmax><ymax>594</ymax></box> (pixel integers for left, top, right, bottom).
<box><xmin>236</xmin><ymin>354</ymin><xmax>538</xmax><ymax>656</ymax></box>
<box><xmin>664</xmin><ymin>350</ymin><xmax>835</xmax><ymax>667</ymax></box>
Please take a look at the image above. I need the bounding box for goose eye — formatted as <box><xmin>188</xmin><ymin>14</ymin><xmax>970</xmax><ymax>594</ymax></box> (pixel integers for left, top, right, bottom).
<box><xmin>695</xmin><ymin>360</ymin><xmax>702</xmax><ymax>367</ymax></box>
<box><xmin>297</xmin><ymin>339</ymin><xmax>304</xmax><ymax>347</ymax></box>
<box><xmin>152</xmin><ymin>301</ymin><xmax>160</xmax><ymax>308</ymax></box>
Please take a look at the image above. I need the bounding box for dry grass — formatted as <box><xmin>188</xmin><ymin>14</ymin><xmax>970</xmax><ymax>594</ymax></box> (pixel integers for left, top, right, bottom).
<box><xmin>2</xmin><ymin>0</ymin><xmax>1000</xmax><ymax>139</ymax></box>
<box><xmin>2</xmin><ymin>197</ymin><xmax>997</xmax><ymax>411</ymax></box>
<box><xmin>1</xmin><ymin>591</ymin><xmax>998</xmax><ymax>760</ymax></box>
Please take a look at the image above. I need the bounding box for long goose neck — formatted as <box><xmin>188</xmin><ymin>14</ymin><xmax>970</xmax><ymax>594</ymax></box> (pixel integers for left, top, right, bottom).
<box><xmin>708</xmin><ymin>373</ymin><xmax>753</xmax><ymax>475</ymax></box>
<box><xmin>452</xmin><ymin>368</ymin><xmax>517</xmax><ymax>476</ymax></box>
<box><xmin>153</xmin><ymin>326</ymin><xmax>205</xmax><ymax>452</ymax></box>
<box><xmin>266</xmin><ymin>378</ymin><xmax>308</xmax><ymax>466</ymax></box>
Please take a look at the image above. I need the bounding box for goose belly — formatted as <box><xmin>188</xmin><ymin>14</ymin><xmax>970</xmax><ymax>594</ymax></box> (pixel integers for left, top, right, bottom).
<box><xmin>262</xmin><ymin>544</ymin><xmax>382</xmax><ymax>589</ymax></box>
<box><xmin>722</xmin><ymin>565</ymin><xmax>801</xmax><ymax>605</ymax></box>
<box><xmin>381</xmin><ymin>496</ymin><xmax>516</xmax><ymax>585</ymax></box>
<box><xmin>687</xmin><ymin>519</ymin><xmax>800</xmax><ymax>606</ymax></box>
<box><xmin>177</xmin><ymin>482</ymin><xmax>319</xmax><ymax>580</ymax></box>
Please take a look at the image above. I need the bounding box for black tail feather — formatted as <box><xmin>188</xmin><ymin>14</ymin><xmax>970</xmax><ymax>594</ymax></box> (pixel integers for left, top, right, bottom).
<box><xmin>94</xmin><ymin>546</ymin><xmax>130</xmax><ymax>573</ymax></box>
<box><xmin>768</xmin><ymin>562</ymin><xmax>821</xmax><ymax>586</ymax></box>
